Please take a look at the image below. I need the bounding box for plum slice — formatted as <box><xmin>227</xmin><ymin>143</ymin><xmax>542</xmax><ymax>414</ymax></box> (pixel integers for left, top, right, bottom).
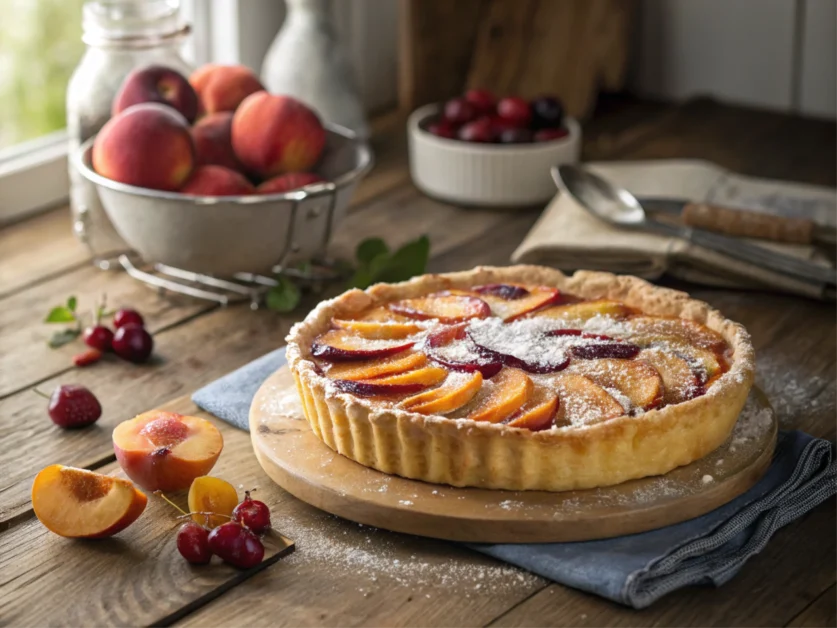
<box><xmin>332</xmin><ymin>379</ymin><xmax>425</xmax><ymax>397</ymax></box>
<box><xmin>467</xmin><ymin>318</ymin><xmax>570</xmax><ymax>374</ymax></box>
<box><xmin>425</xmin><ymin>324</ymin><xmax>503</xmax><ymax>378</ymax></box>
<box><xmin>474</xmin><ymin>284</ymin><xmax>562</xmax><ymax>321</ymax></box>
<box><xmin>400</xmin><ymin>371</ymin><xmax>483</xmax><ymax>415</ymax></box>
<box><xmin>623</xmin><ymin>316</ymin><xmax>727</xmax><ymax>353</ymax></box>
<box><xmin>388</xmin><ymin>293</ymin><xmax>490</xmax><ymax>324</ymax></box>
<box><xmin>365</xmin><ymin>365</ymin><xmax>448</xmax><ymax>388</ymax></box>
<box><xmin>324</xmin><ymin>352</ymin><xmax>427</xmax><ymax>381</ymax></box>
<box><xmin>506</xmin><ymin>386</ymin><xmax>559</xmax><ymax>431</ymax></box>
<box><xmin>638</xmin><ymin>348</ymin><xmax>704</xmax><ymax>404</ymax></box>
<box><xmin>311</xmin><ymin>329</ymin><xmax>414</xmax><ymax>361</ymax></box>
<box><xmin>569</xmin><ymin>358</ymin><xmax>663</xmax><ymax>411</ymax></box>
<box><xmin>332</xmin><ymin>318</ymin><xmax>422</xmax><ymax>340</ymax></box>
<box><xmin>465</xmin><ymin>367</ymin><xmax>533</xmax><ymax>424</ymax></box>
<box><xmin>546</xmin><ymin>328</ymin><xmax>641</xmax><ymax>360</ymax></box>
<box><xmin>536</xmin><ymin>300</ymin><xmax>633</xmax><ymax>323</ymax></box>
<box><xmin>548</xmin><ymin>373</ymin><xmax>625</xmax><ymax>427</ymax></box>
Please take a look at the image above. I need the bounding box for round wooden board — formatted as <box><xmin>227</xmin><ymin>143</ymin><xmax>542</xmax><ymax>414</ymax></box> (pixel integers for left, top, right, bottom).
<box><xmin>250</xmin><ymin>366</ymin><xmax>777</xmax><ymax>543</ymax></box>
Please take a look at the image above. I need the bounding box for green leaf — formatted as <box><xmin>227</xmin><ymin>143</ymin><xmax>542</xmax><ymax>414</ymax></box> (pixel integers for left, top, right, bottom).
<box><xmin>48</xmin><ymin>328</ymin><xmax>80</xmax><ymax>348</ymax></box>
<box><xmin>44</xmin><ymin>306</ymin><xmax>77</xmax><ymax>324</ymax></box>
<box><xmin>348</xmin><ymin>251</ymin><xmax>392</xmax><ymax>289</ymax></box>
<box><xmin>66</xmin><ymin>296</ymin><xmax>77</xmax><ymax>312</ymax></box>
<box><xmin>378</xmin><ymin>235</ymin><xmax>430</xmax><ymax>283</ymax></box>
<box><xmin>356</xmin><ymin>238</ymin><xmax>388</xmax><ymax>264</ymax></box>
<box><xmin>265</xmin><ymin>277</ymin><xmax>302</xmax><ymax>313</ymax></box>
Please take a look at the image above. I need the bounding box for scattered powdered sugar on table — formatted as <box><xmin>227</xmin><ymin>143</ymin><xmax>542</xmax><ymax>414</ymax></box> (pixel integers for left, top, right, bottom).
<box><xmin>755</xmin><ymin>349</ymin><xmax>835</xmax><ymax>429</ymax></box>
<box><xmin>258</xmin><ymin>383</ymin><xmax>305</xmax><ymax>422</ymax></box>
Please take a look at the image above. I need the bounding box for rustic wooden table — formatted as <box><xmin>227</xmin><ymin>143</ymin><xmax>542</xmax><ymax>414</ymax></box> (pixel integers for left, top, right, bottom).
<box><xmin>1</xmin><ymin>97</ymin><xmax>834</xmax><ymax>627</ymax></box>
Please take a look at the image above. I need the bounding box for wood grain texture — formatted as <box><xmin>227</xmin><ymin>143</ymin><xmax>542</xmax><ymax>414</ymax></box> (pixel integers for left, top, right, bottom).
<box><xmin>251</xmin><ymin>367</ymin><xmax>777</xmax><ymax>543</ymax></box>
<box><xmin>787</xmin><ymin>583</ymin><xmax>837</xmax><ymax>627</ymax></box>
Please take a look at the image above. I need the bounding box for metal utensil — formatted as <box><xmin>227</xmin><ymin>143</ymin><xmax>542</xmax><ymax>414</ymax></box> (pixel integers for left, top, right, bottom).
<box><xmin>552</xmin><ymin>164</ymin><xmax>836</xmax><ymax>287</ymax></box>
<box><xmin>638</xmin><ymin>197</ymin><xmax>837</xmax><ymax>247</ymax></box>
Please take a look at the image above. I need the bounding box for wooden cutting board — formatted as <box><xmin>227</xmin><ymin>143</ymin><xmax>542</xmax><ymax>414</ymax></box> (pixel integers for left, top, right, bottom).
<box><xmin>250</xmin><ymin>366</ymin><xmax>777</xmax><ymax>543</ymax></box>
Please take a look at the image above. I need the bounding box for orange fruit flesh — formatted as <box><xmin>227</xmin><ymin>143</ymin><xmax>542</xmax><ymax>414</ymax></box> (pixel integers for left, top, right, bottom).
<box><xmin>114</xmin><ymin>412</ymin><xmax>222</xmax><ymax>461</ymax></box>
<box><xmin>401</xmin><ymin>371</ymin><xmax>483</xmax><ymax>415</ymax></box>
<box><xmin>31</xmin><ymin>465</ymin><xmax>147</xmax><ymax>538</ymax></box>
<box><xmin>466</xmin><ymin>368</ymin><xmax>533</xmax><ymax>423</ymax></box>
<box><xmin>188</xmin><ymin>476</ymin><xmax>239</xmax><ymax>528</ymax></box>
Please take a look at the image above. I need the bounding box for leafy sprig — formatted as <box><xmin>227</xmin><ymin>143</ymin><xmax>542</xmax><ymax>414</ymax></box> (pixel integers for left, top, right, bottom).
<box><xmin>44</xmin><ymin>296</ymin><xmax>81</xmax><ymax>348</ymax></box>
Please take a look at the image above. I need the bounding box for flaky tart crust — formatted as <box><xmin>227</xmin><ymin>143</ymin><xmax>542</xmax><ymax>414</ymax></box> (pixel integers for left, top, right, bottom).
<box><xmin>285</xmin><ymin>266</ymin><xmax>755</xmax><ymax>491</ymax></box>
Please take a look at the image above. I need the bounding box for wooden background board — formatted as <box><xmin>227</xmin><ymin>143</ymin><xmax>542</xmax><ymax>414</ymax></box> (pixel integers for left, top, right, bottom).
<box><xmin>250</xmin><ymin>366</ymin><xmax>778</xmax><ymax>544</ymax></box>
<box><xmin>0</xmin><ymin>98</ymin><xmax>834</xmax><ymax>626</ymax></box>
<box><xmin>399</xmin><ymin>0</ymin><xmax>637</xmax><ymax>118</ymax></box>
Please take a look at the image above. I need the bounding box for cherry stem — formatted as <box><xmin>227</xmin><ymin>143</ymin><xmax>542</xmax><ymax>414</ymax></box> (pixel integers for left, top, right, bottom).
<box><xmin>32</xmin><ymin>389</ymin><xmax>51</xmax><ymax>400</ymax></box>
<box><xmin>175</xmin><ymin>512</ymin><xmax>233</xmax><ymax>521</ymax></box>
<box><xmin>154</xmin><ymin>491</ymin><xmax>189</xmax><ymax>517</ymax></box>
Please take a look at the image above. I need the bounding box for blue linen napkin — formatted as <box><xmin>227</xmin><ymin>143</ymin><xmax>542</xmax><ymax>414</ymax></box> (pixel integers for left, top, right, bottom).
<box><xmin>192</xmin><ymin>347</ymin><xmax>836</xmax><ymax>609</ymax></box>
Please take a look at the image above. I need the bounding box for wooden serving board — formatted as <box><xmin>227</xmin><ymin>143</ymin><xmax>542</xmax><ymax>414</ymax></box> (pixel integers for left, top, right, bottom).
<box><xmin>250</xmin><ymin>366</ymin><xmax>777</xmax><ymax>543</ymax></box>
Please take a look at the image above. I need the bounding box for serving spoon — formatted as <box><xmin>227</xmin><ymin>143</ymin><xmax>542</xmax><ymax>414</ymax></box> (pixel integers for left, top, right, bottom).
<box><xmin>552</xmin><ymin>164</ymin><xmax>836</xmax><ymax>288</ymax></box>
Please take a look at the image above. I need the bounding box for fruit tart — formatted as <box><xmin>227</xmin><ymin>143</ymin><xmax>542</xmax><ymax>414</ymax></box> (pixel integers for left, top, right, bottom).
<box><xmin>286</xmin><ymin>266</ymin><xmax>754</xmax><ymax>491</ymax></box>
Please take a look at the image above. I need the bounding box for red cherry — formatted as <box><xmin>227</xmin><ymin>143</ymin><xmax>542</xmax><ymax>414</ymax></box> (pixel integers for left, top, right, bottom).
<box><xmin>498</xmin><ymin>128</ymin><xmax>533</xmax><ymax>144</ymax></box>
<box><xmin>177</xmin><ymin>521</ymin><xmax>212</xmax><ymax>564</ymax></box>
<box><xmin>442</xmin><ymin>97</ymin><xmax>477</xmax><ymax>125</ymax></box>
<box><xmin>232</xmin><ymin>491</ymin><xmax>271</xmax><ymax>535</ymax></box>
<box><xmin>113</xmin><ymin>308</ymin><xmax>144</xmax><ymax>329</ymax></box>
<box><xmin>208</xmin><ymin>521</ymin><xmax>265</xmax><ymax>569</ymax></box>
<box><xmin>464</xmin><ymin>88</ymin><xmax>496</xmax><ymax>116</ymax></box>
<box><xmin>496</xmin><ymin>97</ymin><xmax>532</xmax><ymax>128</ymax></box>
<box><xmin>534</xmin><ymin>127</ymin><xmax>569</xmax><ymax>142</ymax></box>
<box><xmin>73</xmin><ymin>348</ymin><xmax>103</xmax><ymax>367</ymax></box>
<box><xmin>426</xmin><ymin>120</ymin><xmax>457</xmax><ymax>139</ymax></box>
<box><xmin>83</xmin><ymin>325</ymin><xmax>114</xmax><ymax>351</ymax></box>
<box><xmin>112</xmin><ymin>324</ymin><xmax>154</xmax><ymax>364</ymax></box>
<box><xmin>457</xmin><ymin>117</ymin><xmax>495</xmax><ymax>143</ymax></box>
<box><xmin>45</xmin><ymin>384</ymin><xmax>102</xmax><ymax>428</ymax></box>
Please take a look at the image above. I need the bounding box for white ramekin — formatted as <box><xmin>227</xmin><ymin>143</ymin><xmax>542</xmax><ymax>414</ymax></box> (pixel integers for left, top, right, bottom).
<box><xmin>407</xmin><ymin>103</ymin><xmax>581</xmax><ymax>208</ymax></box>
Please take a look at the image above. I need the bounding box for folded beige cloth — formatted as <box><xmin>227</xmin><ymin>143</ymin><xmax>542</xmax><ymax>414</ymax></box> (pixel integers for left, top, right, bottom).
<box><xmin>512</xmin><ymin>160</ymin><xmax>836</xmax><ymax>300</ymax></box>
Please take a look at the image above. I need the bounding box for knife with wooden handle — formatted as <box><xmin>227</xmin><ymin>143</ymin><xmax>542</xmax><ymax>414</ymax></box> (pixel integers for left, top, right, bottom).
<box><xmin>639</xmin><ymin>198</ymin><xmax>837</xmax><ymax>246</ymax></box>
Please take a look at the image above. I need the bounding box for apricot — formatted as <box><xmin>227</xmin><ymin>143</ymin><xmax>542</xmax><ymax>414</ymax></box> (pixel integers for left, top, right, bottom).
<box><xmin>189</xmin><ymin>64</ymin><xmax>264</xmax><ymax>114</ymax></box>
<box><xmin>32</xmin><ymin>465</ymin><xmax>147</xmax><ymax>538</ymax></box>
<box><xmin>93</xmin><ymin>103</ymin><xmax>195</xmax><ymax>191</ymax></box>
<box><xmin>191</xmin><ymin>112</ymin><xmax>242</xmax><ymax>170</ymax></box>
<box><xmin>188</xmin><ymin>476</ymin><xmax>238</xmax><ymax>528</ymax></box>
<box><xmin>231</xmin><ymin>92</ymin><xmax>326</xmax><ymax>177</ymax></box>
<box><xmin>180</xmin><ymin>165</ymin><xmax>254</xmax><ymax>196</ymax></box>
<box><xmin>112</xmin><ymin>411</ymin><xmax>223</xmax><ymax>491</ymax></box>
<box><xmin>112</xmin><ymin>64</ymin><xmax>199</xmax><ymax>123</ymax></box>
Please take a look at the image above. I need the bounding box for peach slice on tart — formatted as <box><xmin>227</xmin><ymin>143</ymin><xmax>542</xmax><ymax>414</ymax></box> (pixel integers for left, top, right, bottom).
<box><xmin>622</xmin><ymin>316</ymin><xmax>727</xmax><ymax>353</ymax></box>
<box><xmin>463</xmin><ymin>367</ymin><xmax>533</xmax><ymax>423</ymax></box>
<box><xmin>354</xmin><ymin>306</ymin><xmax>413</xmax><ymax>323</ymax></box>
<box><xmin>547</xmin><ymin>373</ymin><xmax>626</xmax><ymax>427</ymax></box>
<box><xmin>424</xmin><ymin>324</ymin><xmax>504</xmax><ymax>378</ymax></box>
<box><xmin>569</xmin><ymin>358</ymin><xmax>664</xmax><ymax>411</ymax></box>
<box><xmin>506</xmin><ymin>386</ymin><xmax>559</xmax><ymax>431</ymax></box>
<box><xmin>324</xmin><ymin>351</ymin><xmax>427</xmax><ymax>381</ymax></box>
<box><xmin>632</xmin><ymin>335</ymin><xmax>723</xmax><ymax>383</ymax></box>
<box><xmin>332</xmin><ymin>318</ymin><xmax>423</xmax><ymax>340</ymax></box>
<box><xmin>473</xmin><ymin>283</ymin><xmax>562</xmax><ymax>321</ymax></box>
<box><xmin>112</xmin><ymin>411</ymin><xmax>223</xmax><ymax>492</ymax></box>
<box><xmin>638</xmin><ymin>348</ymin><xmax>704</xmax><ymax>405</ymax></box>
<box><xmin>546</xmin><ymin>329</ymin><xmax>642</xmax><ymax>360</ymax></box>
<box><xmin>31</xmin><ymin>465</ymin><xmax>147</xmax><ymax>538</ymax></box>
<box><xmin>311</xmin><ymin>329</ymin><xmax>415</xmax><ymax>361</ymax></box>
<box><xmin>388</xmin><ymin>293</ymin><xmax>491</xmax><ymax>324</ymax></box>
<box><xmin>400</xmin><ymin>370</ymin><xmax>483</xmax><ymax>415</ymax></box>
<box><xmin>361</xmin><ymin>365</ymin><xmax>448</xmax><ymax>388</ymax></box>
<box><xmin>535</xmin><ymin>300</ymin><xmax>633</xmax><ymax>324</ymax></box>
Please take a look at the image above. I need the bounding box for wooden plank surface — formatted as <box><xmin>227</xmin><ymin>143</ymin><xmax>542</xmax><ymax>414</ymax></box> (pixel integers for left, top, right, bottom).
<box><xmin>0</xmin><ymin>97</ymin><xmax>834</xmax><ymax>628</ymax></box>
<box><xmin>788</xmin><ymin>584</ymin><xmax>837</xmax><ymax>627</ymax></box>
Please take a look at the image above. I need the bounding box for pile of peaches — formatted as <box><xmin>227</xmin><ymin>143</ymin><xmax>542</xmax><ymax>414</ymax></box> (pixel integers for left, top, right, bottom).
<box><xmin>33</xmin><ymin>410</ymin><xmax>271</xmax><ymax>569</ymax></box>
<box><xmin>92</xmin><ymin>63</ymin><xmax>328</xmax><ymax>197</ymax></box>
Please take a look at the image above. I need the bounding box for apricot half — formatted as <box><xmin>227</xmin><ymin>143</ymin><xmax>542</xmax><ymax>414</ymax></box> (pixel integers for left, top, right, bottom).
<box><xmin>32</xmin><ymin>465</ymin><xmax>147</xmax><ymax>538</ymax></box>
<box><xmin>113</xmin><ymin>411</ymin><xmax>223</xmax><ymax>492</ymax></box>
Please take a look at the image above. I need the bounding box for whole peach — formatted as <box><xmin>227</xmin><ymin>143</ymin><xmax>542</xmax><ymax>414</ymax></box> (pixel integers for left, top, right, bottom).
<box><xmin>180</xmin><ymin>165</ymin><xmax>254</xmax><ymax>196</ymax></box>
<box><xmin>189</xmin><ymin>64</ymin><xmax>264</xmax><ymax>114</ymax></box>
<box><xmin>232</xmin><ymin>93</ymin><xmax>326</xmax><ymax>178</ymax></box>
<box><xmin>93</xmin><ymin>103</ymin><xmax>195</xmax><ymax>191</ymax></box>
<box><xmin>112</xmin><ymin>65</ymin><xmax>199</xmax><ymax>123</ymax></box>
<box><xmin>191</xmin><ymin>112</ymin><xmax>242</xmax><ymax>170</ymax></box>
<box><xmin>257</xmin><ymin>172</ymin><xmax>325</xmax><ymax>194</ymax></box>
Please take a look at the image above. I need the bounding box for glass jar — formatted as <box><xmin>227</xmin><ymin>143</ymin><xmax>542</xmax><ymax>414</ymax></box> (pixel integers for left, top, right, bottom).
<box><xmin>67</xmin><ymin>0</ymin><xmax>192</xmax><ymax>268</ymax></box>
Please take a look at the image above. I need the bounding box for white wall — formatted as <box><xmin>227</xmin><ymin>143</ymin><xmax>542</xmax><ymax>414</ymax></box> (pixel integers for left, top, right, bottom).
<box><xmin>632</xmin><ymin>0</ymin><xmax>836</xmax><ymax>119</ymax></box>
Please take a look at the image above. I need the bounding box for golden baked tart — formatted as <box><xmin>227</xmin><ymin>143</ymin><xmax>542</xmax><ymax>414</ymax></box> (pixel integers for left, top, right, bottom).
<box><xmin>286</xmin><ymin>266</ymin><xmax>754</xmax><ymax>491</ymax></box>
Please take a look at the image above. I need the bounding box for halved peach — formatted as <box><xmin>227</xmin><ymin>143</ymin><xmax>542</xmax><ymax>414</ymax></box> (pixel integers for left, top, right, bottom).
<box><xmin>466</xmin><ymin>367</ymin><xmax>532</xmax><ymax>423</ymax></box>
<box><xmin>312</xmin><ymin>329</ymin><xmax>414</xmax><ymax>361</ymax></box>
<box><xmin>363</xmin><ymin>365</ymin><xmax>448</xmax><ymax>387</ymax></box>
<box><xmin>550</xmin><ymin>373</ymin><xmax>625</xmax><ymax>427</ymax></box>
<box><xmin>473</xmin><ymin>284</ymin><xmax>562</xmax><ymax>321</ymax></box>
<box><xmin>32</xmin><ymin>465</ymin><xmax>147</xmax><ymax>538</ymax></box>
<box><xmin>506</xmin><ymin>386</ymin><xmax>559</xmax><ymax>431</ymax></box>
<box><xmin>332</xmin><ymin>318</ymin><xmax>423</xmax><ymax>340</ymax></box>
<box><xmin>112</xmin><ymin>411</ymin><xmax>223</xmax><ymax>492</ymax></box>
<box><xmin>400</xmin><ymin>371</ymin><xmax>483</xmax><ymax>415</ymax></box>
<box><xmin>325</xmin><ymin>352</ymin><xmax>428</xmax><ymax>381</ymax></box>
<box><xmin>569</xmin><ymin>358</ymin><xmax>663</xmax><ymax>411</ymax></box>
<box><xmin>623</xmin><ymin>316</ymin><xmax>727</xmax><ymax>353</ymax></box>
<box><xmin>638</xmin><ymin>348</ymin><xmax>703</xmax><ymax>404</ymax></box>
<box><xmin>535</xmin><ymin>300</ymin><xmax>633</xmax><ymax>323</ymax></box>
<box><xmin>389</xmin><ymin>293</ymin><xmax>490</xmax><ymax>324</ymax></box>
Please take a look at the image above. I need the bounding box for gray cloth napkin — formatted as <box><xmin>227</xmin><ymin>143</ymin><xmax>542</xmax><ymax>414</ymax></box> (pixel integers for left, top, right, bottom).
<box><xmin>192</xmin><ymin>348</ymin><xmax>837</xmax><ymax>609</ymax></box>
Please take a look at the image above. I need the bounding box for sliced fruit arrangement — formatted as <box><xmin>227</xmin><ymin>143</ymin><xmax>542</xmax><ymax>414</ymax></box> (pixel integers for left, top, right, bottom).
<box><xmin>389</xmin><ymin>293</ymin><xmax>491</xmax><ymax>323</ymax></box>
<box><xmin>536</xmin><ymin>300</ymin><xmax>633</xmax><ymax>324</ymax></box>
<box><xmin>473</xmin><ymin>283</ymin><xmax>561</xmax><ymax>321</ymax></box>
<box><xmin>112</xmin><ymin>411</ymin><xmax>223</xmax><ymax>491</ymax></box>
<box><xmin>468</xmin><ymin>318</ymin><xmax>570</xmax><ymax>374</ymax></box>
<box><xmin>324</xmin><ymin>352</ymin><xmax>428</xmax><ymax>381</ymax></box>
<box><xmin>425</xmin><ymin>324</ymin><xmax>503</xmax><ymax>378</ymax></box>
<box><xmin>549</xmin><ymin>373</ymin><xmax>625</xmax><ymax>427</ymax></box>
<box><xmin>464</xmin><ymin>368</ymin><xmax>533</xmax><ymax>423</ymax></box>
<box><xmin>638</xmin><ymin>348</ymin><xmax>704</xmax><ymax>405</ymax></box>
<box><xmin>622</xmin><ymin>316</ymin><xmax>727</xmax><ymax>353</ymax></box>
<box><xmin>32</xmin><ymin>465</ymin><xmax>147</xmax><ymax>538</ymax></box>
<box><xmin>632</xmin><ymin>335</ymin><xmax>723</xmax><ymax>383</ymax></box>
<box><xmin>332</xmin><ymin>318</ymin><xmax>423</xmax><ymax>340</ymax></box>
<box><xmin>312</xmin><ymin>329</ymin><xmax>415</xmax><ymax>361</ymax></box>
<box><xmin>400</xmin><ymin>371</ymin><xmax>483</xmax><ymax>415</ymax></box>
<box><xmin>569</xmin><ymin>358</ymin><xmax>664</xmax><ymax>411</ymax></box>
<box><xmin>506</xmin><ymin>386</ymin><xmax>559</xmax><ymax>430</ymax></box>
